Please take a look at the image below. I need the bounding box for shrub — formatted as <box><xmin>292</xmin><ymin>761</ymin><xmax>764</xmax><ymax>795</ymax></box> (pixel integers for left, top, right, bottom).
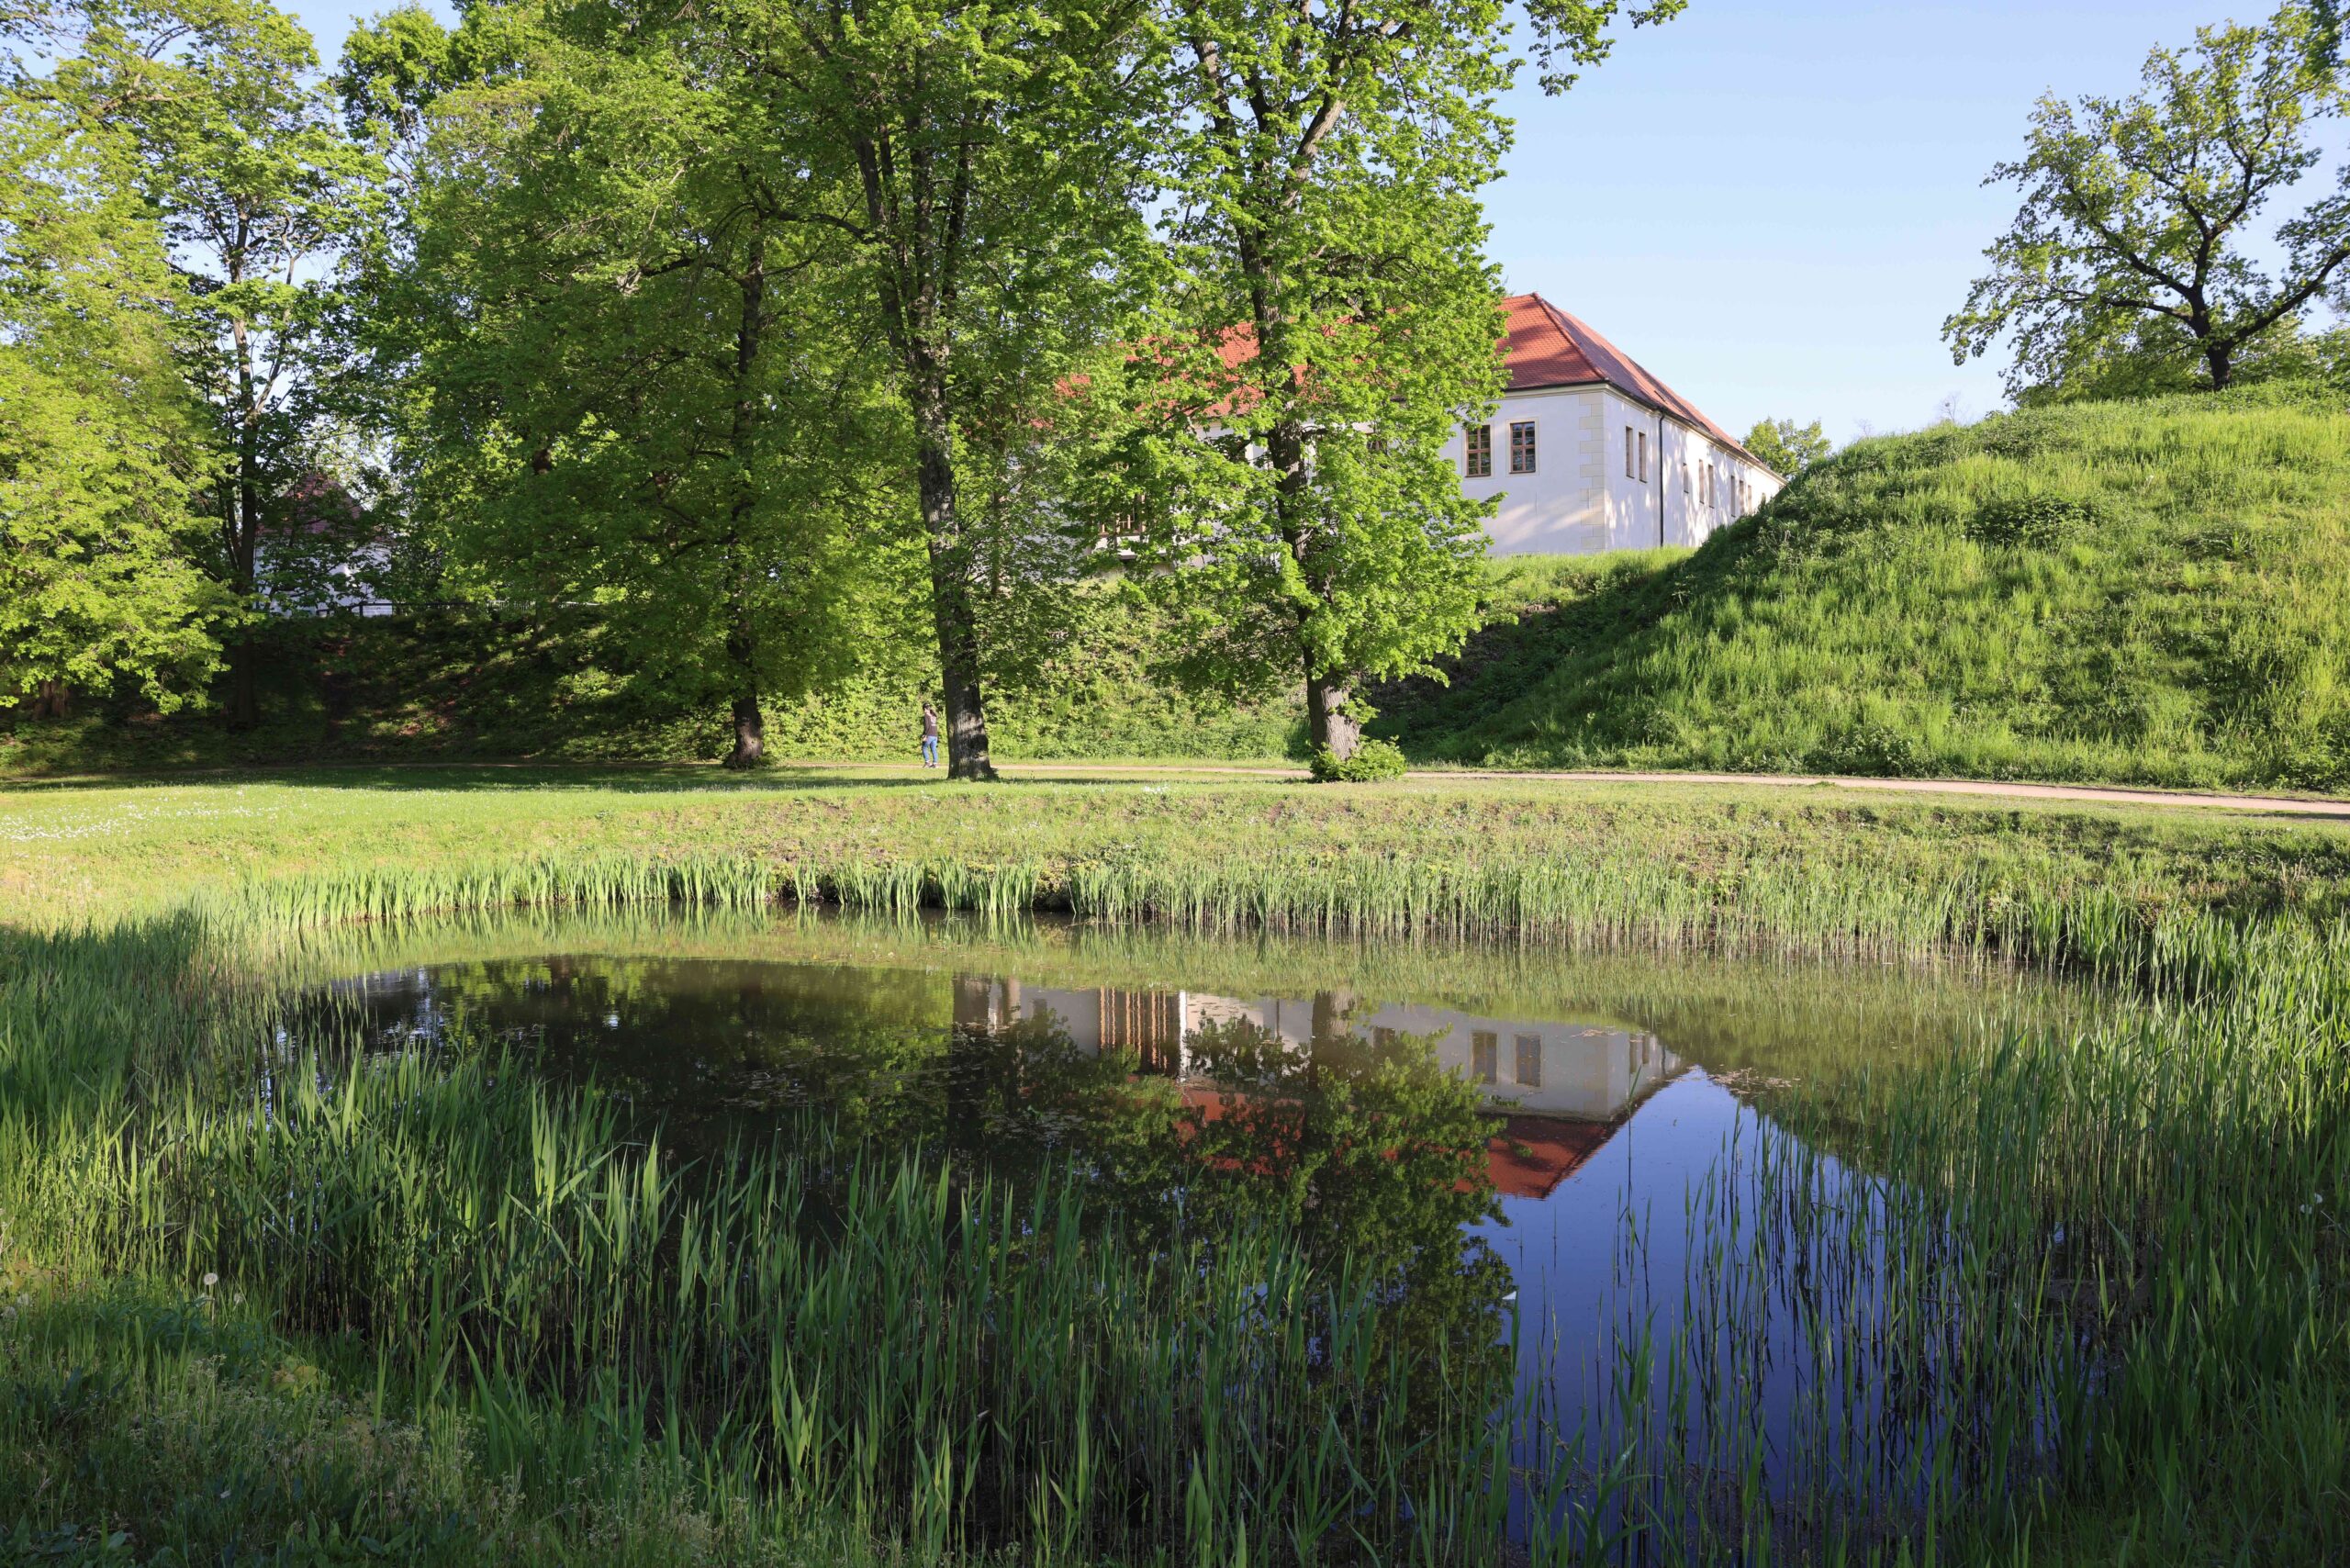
<box><xmin>1309</xmin><ymin>737</ymin><xmax>1407</xmax><ymax>782</ymax></box>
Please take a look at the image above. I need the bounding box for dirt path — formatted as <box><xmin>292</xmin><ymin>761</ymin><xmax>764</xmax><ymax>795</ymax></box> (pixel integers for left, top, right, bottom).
<box><xmin>923</xmin><ymin>760</ymin><xmax>2350</xmax><ymax>820</ymax></box>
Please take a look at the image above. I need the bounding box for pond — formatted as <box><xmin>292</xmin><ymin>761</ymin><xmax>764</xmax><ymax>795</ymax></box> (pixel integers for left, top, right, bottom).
<box><xmin>284</xmin><ymin>905</ymin><xmax>2087</xmax><ymax>1541</ymax></box>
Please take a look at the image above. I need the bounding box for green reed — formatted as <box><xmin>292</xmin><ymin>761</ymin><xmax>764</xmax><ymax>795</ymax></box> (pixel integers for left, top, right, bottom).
<box><xmin>6</xmin><ymin>831</ymin><xmax>2348</xmax><ymax>1563</ymax></box>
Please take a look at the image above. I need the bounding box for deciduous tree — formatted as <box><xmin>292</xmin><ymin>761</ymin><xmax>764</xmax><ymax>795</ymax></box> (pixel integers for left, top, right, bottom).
<box><xmin>51</xmin><ymin>0</ymin><xmax>383</xmax><ymax>726</ymax></box>
<box><xmin>1743</xmin><ymin>417</ymin><xmax>1830</xmax><ymax>477</ymax></box>
<box><xmin>1945</xmin><ymin>4</ymin><xmax>2350</xmax><ymax>398</ymax></box>
<box><xmin>697</xmin><ymin>0</ymin><xmax>1160</xmax><ymax>778</ymax></box>
<box><xmin>400</xmin><ymin>10</ymin><xmax>912</xmax><ymax>767</ymax></box>
<box><xmin>1121</xmin><ymin>0</ymin><xmax>1680</xmax><ymax>762</ymax></box>
<box><xmin>0</xmin><ymin>70</ymin><xmax>226</xmax><ymax>713</ymax></box>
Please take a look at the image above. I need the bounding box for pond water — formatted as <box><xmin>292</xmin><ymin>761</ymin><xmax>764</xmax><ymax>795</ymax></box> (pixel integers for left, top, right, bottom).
<box><xmin>287</xmin><ymin>906</ymin><xmax>2084</xmax><ymax>1533</ymax></box>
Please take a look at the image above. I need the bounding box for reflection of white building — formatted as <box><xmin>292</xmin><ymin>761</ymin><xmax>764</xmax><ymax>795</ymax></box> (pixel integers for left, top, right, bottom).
<box><xmin>953</xmin><ymin>978</ymin><xmax>1682</xmax><ymax>1123</ymax></box>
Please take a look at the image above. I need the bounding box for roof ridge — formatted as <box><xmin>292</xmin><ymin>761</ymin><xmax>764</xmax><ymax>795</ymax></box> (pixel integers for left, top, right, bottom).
<box><xmin>1496</xmin><ymin>291</ymin><xmax>1774</xmax><ymax>475</ymax></box>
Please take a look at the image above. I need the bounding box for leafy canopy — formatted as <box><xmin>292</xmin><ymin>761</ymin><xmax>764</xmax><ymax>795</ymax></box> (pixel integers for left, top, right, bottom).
<box><xmin>1946</xmin><ymin>2</ymin><xmax>2350</xmax><ymax>396</ymax></box>
<box><xmin>1742</xmin><ymin>418</ymin><xmax>1831</xmax><ymax>476</ymax></box>
<box><xmin>1</xmin><ymin>6</ymin><xmax>229</xmax><ymax>709</ymax></box>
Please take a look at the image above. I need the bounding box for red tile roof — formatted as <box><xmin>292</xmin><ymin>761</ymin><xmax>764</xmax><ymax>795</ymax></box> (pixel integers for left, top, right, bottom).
<box><xmin>1501</xmin><ymin>293</ymin><xmax>1771</xmax><ymax>473</ymax></box>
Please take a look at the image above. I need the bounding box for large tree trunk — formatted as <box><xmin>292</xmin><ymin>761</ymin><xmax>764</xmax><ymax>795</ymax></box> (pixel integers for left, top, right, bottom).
<box><xmin>29</xmin><ymin>679</ymin><xmax>70</xmax><ymax>720</ymax></box>
<box><xmin>227</xmin><ymin>322</ymin><xmax>262</xmax><ymax>732</ymax></box>
<box><xmin>913</xmin><ymin>373</ymin><xmax>998</xmax><ymax>781</ymax></box>
<box><xmin>1265</xmin><ymin>409</ymin><xmax>1360</xmax><ymax>763</ymax></box>
<box><xmin>1305</xmin><ymin>666</ymin><xmax>1359</xmax><ymax>761</ymax></box>
<box><xmin>2205</xmin><ymin>339</ymin><xmax>2234</xmax><ymax>390</ymax></box>
<box><xmin>721</xmin><ymin>224</ymin><xmax>768</xmax><ymax>772</ymax></box>
<box><xmin>724</xmin><ymin>688</ymin><xmax>766</xmax><ymax>768</ymax></box>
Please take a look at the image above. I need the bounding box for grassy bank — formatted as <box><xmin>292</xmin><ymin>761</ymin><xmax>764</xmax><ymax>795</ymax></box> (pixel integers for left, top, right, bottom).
<box><xmin>1377</xmin><ymin>389</ymin><xmax>2350</xmax><ymax>790</ymax></box>
<box><xmin>3</xmin><ymin>769</ymin><xmax>2348</xmax><ymax>1562</ymax></box>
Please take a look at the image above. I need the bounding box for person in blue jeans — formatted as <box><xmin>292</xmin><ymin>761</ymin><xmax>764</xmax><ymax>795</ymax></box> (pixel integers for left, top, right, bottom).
<box><xmin>920</xmin><ymin>702</ymin><xmax>940</xmax><ymax>767</ymax></box>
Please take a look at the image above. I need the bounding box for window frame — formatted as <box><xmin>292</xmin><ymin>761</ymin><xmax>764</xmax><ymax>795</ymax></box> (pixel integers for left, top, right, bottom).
<box><xmin>1514</xmin><ymin>1033</ymin><xmax>1543</xmax><ymax>1089</ymax></box>
<box><xmin>1508</xmin><ymin>420</ymin><xmax>1537</xmax><ymax>476</ymax></box>
<box><xmin>1472</xmin><ymin>1031</ymin><xmax>1499</xmax><ymax>1085</ymax></box>
<box><xmin>1464</xmin><ymin>423</ymin><xmax>1493</xmax><ymax>478</ymax></box>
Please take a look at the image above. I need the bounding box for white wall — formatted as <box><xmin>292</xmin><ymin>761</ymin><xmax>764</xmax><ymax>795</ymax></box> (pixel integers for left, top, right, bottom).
<box><xmin>1449</xmin><ymin>386</ymin><xmax>1785</xmax><ymax>557</ymax></box>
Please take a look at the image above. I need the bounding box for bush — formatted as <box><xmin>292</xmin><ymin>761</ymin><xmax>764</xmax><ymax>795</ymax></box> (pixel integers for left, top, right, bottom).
<box><xmin>1309</xmin><ymin>737</ymin><xmax>1407</xmax><ymax>782</ymax></box>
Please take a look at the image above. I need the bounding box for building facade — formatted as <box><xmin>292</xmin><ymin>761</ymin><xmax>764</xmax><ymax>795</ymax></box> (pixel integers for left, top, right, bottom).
<box><xmin>1460</xmin><ymin>294</ymin><xmax>1783</xmax><ymax>555</ymax></box>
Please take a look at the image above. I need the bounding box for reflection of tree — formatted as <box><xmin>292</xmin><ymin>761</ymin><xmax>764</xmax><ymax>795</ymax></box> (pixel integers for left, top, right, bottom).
<box><xmin>1180</xmin><ymin>1018</ymin><xmax>1513</xmax><ymax>1408</ymax></box>
<box><xmin>342</xmin><ymin>960</ymin><xmax>1516</xmax><ymax>1416</ymax></box>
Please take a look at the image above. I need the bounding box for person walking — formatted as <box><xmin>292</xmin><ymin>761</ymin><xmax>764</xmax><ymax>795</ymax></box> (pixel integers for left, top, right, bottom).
<box><xmin>920</xmin><ymin>702</ymin><xmax>940</xmax><ymax>768</ymax></box>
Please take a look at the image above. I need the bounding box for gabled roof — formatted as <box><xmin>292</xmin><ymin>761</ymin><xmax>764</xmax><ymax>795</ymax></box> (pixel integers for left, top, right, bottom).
<box><xmin>1501</xmin><ymin>293</ymin><xmax>1774</xmax><ymax>474</ymax></box>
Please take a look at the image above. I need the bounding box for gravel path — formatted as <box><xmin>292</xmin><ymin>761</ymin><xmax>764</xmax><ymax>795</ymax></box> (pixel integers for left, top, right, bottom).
<box><xmin>946</xmin><ymin>761</ymin><xmax>2350</xmax><ymax>819</ymax></box>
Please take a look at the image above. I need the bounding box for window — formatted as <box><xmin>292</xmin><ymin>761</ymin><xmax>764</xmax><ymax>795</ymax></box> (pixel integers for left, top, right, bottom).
<box><xmin>1464</xmin><ymin>423</ymin><xmax>1492</xmax><ymax>478</ymax></box>
<box><xmin>1514</xmin><ymin>1033</ymin><xmax>1542</xmax><ymax>1088</ymax></box>
<box><xmin>1624</xmin><ymin>426</ymin><xmax>1636</xmax><ymax>479</ymax></box>
<box><xmin>1509</xmin><ymin>420</ymin><xmax>1536</xmax><ymax>475</ymax></box>
<box><xmin>1472</xmin><ymin>1029</ymin><xmax>1498</xmax><ymax>1085</ymax></box>
<box><xmin>1681</xmin><ymin>462</ymin><xmax>1690</xmax><ymax>496</ymax></box>
<box><xmin>1637</xmin><ymin>430</ymin><xmax>1649</xmax><ymax>484</ymax></box>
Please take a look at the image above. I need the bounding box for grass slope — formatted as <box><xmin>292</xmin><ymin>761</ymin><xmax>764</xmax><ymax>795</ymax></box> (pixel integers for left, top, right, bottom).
<box><xmin>1379</xmin><ymin>389</ymin><xmax>2350</xmax><ymax>790</ymax></box>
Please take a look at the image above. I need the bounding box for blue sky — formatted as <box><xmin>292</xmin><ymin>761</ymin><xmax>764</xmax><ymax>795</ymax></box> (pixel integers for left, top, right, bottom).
<box><xmin>287</xmin><ymin>0</ymin><xmax>2311</xmax><ymax>445</ymax></box>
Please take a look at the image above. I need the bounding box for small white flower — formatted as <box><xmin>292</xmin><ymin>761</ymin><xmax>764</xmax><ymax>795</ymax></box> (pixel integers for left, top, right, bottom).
<box><xmin>202</xmin><ymin>1272</ymin><xmax>218</xmax><ymax>1289</ymax></box>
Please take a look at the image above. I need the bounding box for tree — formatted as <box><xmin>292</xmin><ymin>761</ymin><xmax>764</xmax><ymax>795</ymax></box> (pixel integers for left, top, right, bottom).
<box><xmin>398</xmin><ymin>9</ymin><xmax>913</xmax><ymax>767</ymax></box>
<box><xmin>1121</xmin><ymin>0</ymin><xmax>1681</xmax><ymax>762</ymax></box>
<box><xmin>1742</xmin><ymin>417</ymin><xmax>1830</xmax><ymax>477</ymax></box>
<box><xmin>1945</xmin><ymin>4</ymin><xmax>2350</xmax><ymax>398</ymax></box>
<box><xmin>1</xmin><ymin>8</ymin><xmax>227</xmax><ymax>715</ymax></box>
<box><xmin>58</xmin><ymin>0</ymin><xmax>382</xmax><ymax>727</ymax></box>
<box><xmin>666</xmin><ymin>0</ymin><xmax>1159</xmax><ymax>780</ymax></box>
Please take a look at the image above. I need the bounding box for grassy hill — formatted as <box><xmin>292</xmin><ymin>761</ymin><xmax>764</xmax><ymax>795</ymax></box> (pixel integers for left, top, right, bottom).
<box><xmin>1377</xmin><ymin>388</ymin><xmax>2350</xmax><ymax>791</ymax></box>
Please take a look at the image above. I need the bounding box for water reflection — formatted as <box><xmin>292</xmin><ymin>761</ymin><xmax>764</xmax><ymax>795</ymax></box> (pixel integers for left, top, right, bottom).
<box><xmin>296</xmin><ymin>912</ymin><xmax>2078</xmax><ymax>1537</ymax></box>
<box><xmin>954</xmin><ymin>977</ymin><xmax>1683</xmax><ymax>1197</ymax></box>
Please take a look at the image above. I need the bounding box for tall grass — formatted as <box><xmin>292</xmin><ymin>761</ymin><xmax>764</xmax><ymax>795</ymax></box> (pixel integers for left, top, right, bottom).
<box><xmin>207</xmin><ymin>835</ymin><xmax>2271</xmax><ymax>1000</ymax></box>
<box><xmin>6</xmin><ymin>822</ymin><xmax>2348</xmax><ymax>1562</ymax></box>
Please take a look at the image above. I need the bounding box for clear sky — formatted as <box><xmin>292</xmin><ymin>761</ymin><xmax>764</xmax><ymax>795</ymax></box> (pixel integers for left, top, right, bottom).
<box><xmin>285</xmin><ymin>0</ymin><xmax>2311</xmax><ymax>446</ymax></box>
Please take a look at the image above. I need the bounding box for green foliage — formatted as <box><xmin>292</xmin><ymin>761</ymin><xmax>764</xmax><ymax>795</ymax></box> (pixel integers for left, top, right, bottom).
<box><xmin>1741</xmin><ymin>416</ymin><xmax>1831</xmax><ymax>476</ymax></box>
<box><xmin>1112</xmin><ymin>0</ymin><xmax>1681</xmax><ymax>757</ymax></box>
<box><xmin>397</xmin><ymin>9</ymin><xmax>916</xmax><ymax>766</ymax></box>
<box><xmin>0</xmin><ymin>79</ymin><xmax>227</xmax><ymax>710</ymax></box>
<box><xmin>1377</xmin><ymin>390</ymin><xmax>2350</xmax><ymax>791</ymax></box>
<box><xmin>33</xmin><ymin>0</ymin><xmax>386</xmax><ymax>725</ymax></box>
<box><xmin>0</xmin><ymin>593</ymin><xmax>1303</xmax><ymax>773</ymax></box>
<box><xmin>1946</xmin><ymin>3</ymin><xmax>2350</xmax><ymax>396</ymax></box>
<box><xmin>1308</xmin><ymin>736</ymin><xmax>1406</xmax><ymax>781</ymax></box>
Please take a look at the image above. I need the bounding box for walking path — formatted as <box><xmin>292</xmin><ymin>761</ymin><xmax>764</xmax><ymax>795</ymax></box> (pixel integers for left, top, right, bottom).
<box><xmin>934</xmin><ymin>760</ymin><xmax>2350</xmax><ymax>820</ymax></box>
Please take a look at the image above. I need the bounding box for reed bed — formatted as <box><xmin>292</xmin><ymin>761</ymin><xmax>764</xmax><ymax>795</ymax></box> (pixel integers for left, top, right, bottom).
<box><xmin>200</xmin><ymin>837</ymin><xmax>2255</xmax><ymax>998</ymax></box>
<box><xmin>5</xmin><ymin>822</ymin><xmax>2348</xmax><ymax>1562</ymax></box>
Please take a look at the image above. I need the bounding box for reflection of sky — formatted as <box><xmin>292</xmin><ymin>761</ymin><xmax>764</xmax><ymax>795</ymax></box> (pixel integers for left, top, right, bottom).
<box><xmin>1483</xmin><ymin>1073</ymin><xmax>1751</xmax><ymax>1461</ymax></box>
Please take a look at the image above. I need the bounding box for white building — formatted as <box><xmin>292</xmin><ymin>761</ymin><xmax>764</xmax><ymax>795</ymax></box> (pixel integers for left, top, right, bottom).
<box><xmin>1460</xmin><ymin>295</ymin><xmax>1783</xmax><ymax>555</ymax></box>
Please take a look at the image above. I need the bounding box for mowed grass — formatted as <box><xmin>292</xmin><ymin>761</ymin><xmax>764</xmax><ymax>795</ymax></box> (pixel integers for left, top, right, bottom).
<box><xmin>1378</xmin><ymin>389</ymin><xmax>2350</xmax><ymax>790</ymax></box>
<box><xmin>4</xmin><ymin>767</ymin><xmax>2350</xmax><ymax>1563</ymax></box>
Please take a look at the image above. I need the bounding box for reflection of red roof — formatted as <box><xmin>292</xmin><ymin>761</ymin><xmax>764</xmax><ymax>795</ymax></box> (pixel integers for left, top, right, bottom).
<box><xmin>1179</xmin><ymin>1084</ymin><xmax>1618</xmax><ymax>1201</ymax></box>
<box><xmin>1487</xmin><ymin>1114</ymin><xmax>1615</xmax><ymax>1201</ymax></box>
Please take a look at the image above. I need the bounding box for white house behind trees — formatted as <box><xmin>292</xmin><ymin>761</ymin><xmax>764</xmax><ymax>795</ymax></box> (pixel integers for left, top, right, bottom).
<box><xmin>1460</xmin><ymin>294</ymin><xmax>1782</xmax><ymax>555</ymax></box>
